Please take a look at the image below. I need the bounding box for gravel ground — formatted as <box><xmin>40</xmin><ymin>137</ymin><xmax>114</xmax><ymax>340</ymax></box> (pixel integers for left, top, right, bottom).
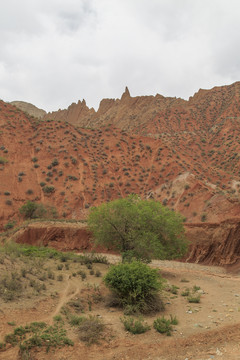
<box><xmin>81</xmin><ymin>252</ymin><xmax>228</xmax><ymax>275</ymax></box>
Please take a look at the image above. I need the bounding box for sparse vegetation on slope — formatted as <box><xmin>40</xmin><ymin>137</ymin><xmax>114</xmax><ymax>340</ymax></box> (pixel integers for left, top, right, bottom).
<box><xmin>1</xmin><ymin>84</ymin><xmax>240</xmax><ymax>230</ymax></box>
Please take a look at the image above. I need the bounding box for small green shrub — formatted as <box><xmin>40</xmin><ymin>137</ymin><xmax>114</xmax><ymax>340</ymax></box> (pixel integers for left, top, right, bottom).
<box><xmin>168</xmin><ymin>284</ymin><xmax>179</xmax><ymax>295</ymax></box>
<box><xmin>47</xmin><ymin>270</ymin><xmax>55</xmax><ymax>279</ymax></box>
<box><xmin>51</xmin><ymin>158</ymin><xmax>59</xmax><ymax>167</ymax></box>
<box><xmin>5</xmin><ymin>322</ymin><xmax>74</xmax><ymax>354</ymax></box>
<box><xmin>7</xmin><ymin>321</ymin><xmax>16</xmax><ymax>326</ymax></box>
<box><xmin>0</xmin><ymin>273</ymin><xmax>23</xmax><ymax>301</ymax></box>
<box><xmin>19</xmin><ymin>201</ymin><xmax>57</xmax><ymax>219</ymax></box>
<box><xmin>193</xmin><ymin>285</ymin><xmax>201</xmax><ymax>292</ymax></box>
<box><xmin>181</xmin><ymin>288</ymin><xmax>190</xmax><ymax>297</ymax></box>
<box><xmin>121</xmin><ymin>317</ymin><xmax>150</xmax><ymax>334</ymax></box>
<box><xmin>26</xmin><ymin>189</ymin><xmax>34</xmax><ymax>195</ymax></box>
<box><xmin>4</xmin><ymin>221</ymin><xmax>16</xmax><ymax>230</ymax></box>
<box><xmin>67</xmin><ymin>298</ymin><xmax>84</xmax><ymax>313</ymax></box>
<box><xmin>153</xmin><ymin>316</ymin><xmax>177</xmax><ymax>336</ymax></box>
<box><xmin>186</xmin><ymin>285</ymin><xmax>201</xmax><ymax>303</ymax></box>
<box><xmin>78</xmin><ymin>316</ymin><xmax>104</xmax><ymax>345</ymax></box>
<box><xmin>69</xmin><ymin>315</ymin><xmax>85</xmax><ymax>326</ymax></box>
<box><xmin>19</xmin><ymin>201</ymin><xmax>39</xmax><ymax>219</ymax></box>
<box><xmin>77</xmin><ymin>270</ymin><xmax>86</xmax><ymax>280</ymax></box>
<box><xmin>95</xmin><ymin>270</ymin><xmax>101</xmax><ymax>277</ymax></box>
<box><xmin>170</xmin><ymin>314</ymin><xmax>178</xmax><ymax>325</ymax></box>
<box><xmin>60</xmin><ymin>254</ymin><xmax>69</xmax><ymax>262</ymax></box>
<box><xmin>187</xmin><ymin>294</ymin><xmax>201</xmax><ymax>303</ymax></box>
<box><xmin>21</xmin><ymin>268</ymin><xmax>27</xmax><ymax>278</ymax></box>
<box><xmin>0</xmin><ymin>156</ymin><xmax>8</xmax><ymax>165</ymax></box>
<box><xmin>53</xmin><ymin>315</ymin><xmax>63</xmax><ymax>322</ymax></box>
<box><xmin>42</xmin><ymin>185</ymin><xmax>55</xmax><ymax>194</ymax></box>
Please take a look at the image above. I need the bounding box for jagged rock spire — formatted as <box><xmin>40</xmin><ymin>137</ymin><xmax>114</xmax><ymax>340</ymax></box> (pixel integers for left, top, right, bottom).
<box><xmin>121</xmin><ymin>86</ymin><xmax>131</xmax><ymax>100</ymax></box>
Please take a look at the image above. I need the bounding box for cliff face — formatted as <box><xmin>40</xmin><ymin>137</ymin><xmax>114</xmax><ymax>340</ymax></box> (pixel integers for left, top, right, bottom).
<box><xmin>45</xmin><ymin>99</ymin><xmax>95</xmax><ymax>126</ymax></box>
<box><xmin>14</xmin><ymin>223</ymin><xmax>91</xmax><ymax>252</ymax></box>
<box><xmin>185</xmin><ymin>219</ymin><xmax>240</xmax><ymax>266</ymax></box>
<box><xmin>44</xmin><ymin>82</ymin><xmax>240</xmax><ymax>134</ymax></box>
<box><xmin>44</xmin><ymin>86</ymin><xmax>184</xmax><ymax>131</ymax></box>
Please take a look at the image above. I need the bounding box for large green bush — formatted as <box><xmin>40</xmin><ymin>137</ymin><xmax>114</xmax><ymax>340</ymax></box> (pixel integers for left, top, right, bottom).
<box><xmin>104</xmin><ymin>261</ymin><xmax>164</xmax><ymax>313</ymax></box>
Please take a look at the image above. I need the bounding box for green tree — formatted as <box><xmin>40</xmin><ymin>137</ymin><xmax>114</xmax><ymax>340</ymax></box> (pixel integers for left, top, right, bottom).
<box><xmin>88</xmin><ymin>195</ymin><xmax>187</xmax><ymax>262</ymax></box>
<box><xmin>19</xmin><ymin>201</ymin><xmax>38</xmax><ymax>219</ymax></box>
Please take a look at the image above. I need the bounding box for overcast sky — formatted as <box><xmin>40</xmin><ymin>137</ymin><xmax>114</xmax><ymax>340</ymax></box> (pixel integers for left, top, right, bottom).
<box><xmin>0</xmin><ymin>0</ymin><xmax>240</xmax><ymax>112</ymax></box>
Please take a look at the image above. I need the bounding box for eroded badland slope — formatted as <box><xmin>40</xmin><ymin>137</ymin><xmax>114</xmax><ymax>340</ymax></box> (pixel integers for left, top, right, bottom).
<box><xmin>1</xmin><ymin>82</ymin><xmax>240</xmax><ymax>229</ymax></box>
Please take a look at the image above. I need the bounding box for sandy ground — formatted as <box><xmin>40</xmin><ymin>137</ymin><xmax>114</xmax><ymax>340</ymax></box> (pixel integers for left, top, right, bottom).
<box><xmin>1</xmin><ymin>255</ymin><xmax>240</xmax><ymax>360</ymax></box>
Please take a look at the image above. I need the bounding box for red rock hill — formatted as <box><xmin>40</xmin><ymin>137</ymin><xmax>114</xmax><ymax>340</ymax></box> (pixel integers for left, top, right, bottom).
<box><xmin>1</xmin><ymin>82</ymin><xmax>240</xmax><ymax>231</ymax></box>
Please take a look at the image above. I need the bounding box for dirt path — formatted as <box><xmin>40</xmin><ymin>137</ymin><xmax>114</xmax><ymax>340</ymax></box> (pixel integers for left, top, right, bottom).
<box><xmin>48</xmin><ymin>277</ymin><xmax>79</xmax><ymax>322</ymax></box>
<box><xmin>81</xmin><ymin>251</ymin><xmax>231</xmax><ymax>275</ymax></box>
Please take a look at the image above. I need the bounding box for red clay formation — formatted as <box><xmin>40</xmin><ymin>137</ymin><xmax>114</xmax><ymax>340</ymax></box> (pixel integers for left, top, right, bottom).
<box><xmin>1</xmin><ymin>82</ymin><xmax>240</xmax><ymax>265</ymax></box>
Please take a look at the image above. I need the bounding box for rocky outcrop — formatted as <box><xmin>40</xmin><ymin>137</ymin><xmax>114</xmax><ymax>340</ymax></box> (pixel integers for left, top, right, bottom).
<box><xmin>43</xmin><ymin>86</ymin><xmax>179</xmax><ymax>131</ymax></box>
<box><xmin>46</xmin><ymin>99</ymin><xmax>95</xmax><ymax>126</ymax></box>
<box><xmin>43</xmin><ymin>82</ymin><xmax>240</xmax><ymax>135</ymax></box>
<box><xmin>185</xmin><ymin>219</ymin><xmax>240</xmax><ymax>266</ymax></box>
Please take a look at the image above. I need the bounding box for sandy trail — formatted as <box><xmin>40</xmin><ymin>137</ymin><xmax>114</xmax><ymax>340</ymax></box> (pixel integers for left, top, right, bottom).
<box><xmin>46</xmin><ymin>276</ymin><xmax>80</xmax><ymax>324</ymax></box>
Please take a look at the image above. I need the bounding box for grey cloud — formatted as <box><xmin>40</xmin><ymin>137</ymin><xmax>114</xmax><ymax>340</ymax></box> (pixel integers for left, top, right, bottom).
<box><xmin>0</xmin><ymin>0</ymin><xmax>240</xmax><ymax>111</ymax></box>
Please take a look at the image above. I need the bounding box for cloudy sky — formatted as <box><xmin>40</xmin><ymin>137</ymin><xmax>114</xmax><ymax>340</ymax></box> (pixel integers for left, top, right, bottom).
<box><xmin>0</xmin><ymin>0</ymin><xmax>240</xmax><ymax>112</ymax></box>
